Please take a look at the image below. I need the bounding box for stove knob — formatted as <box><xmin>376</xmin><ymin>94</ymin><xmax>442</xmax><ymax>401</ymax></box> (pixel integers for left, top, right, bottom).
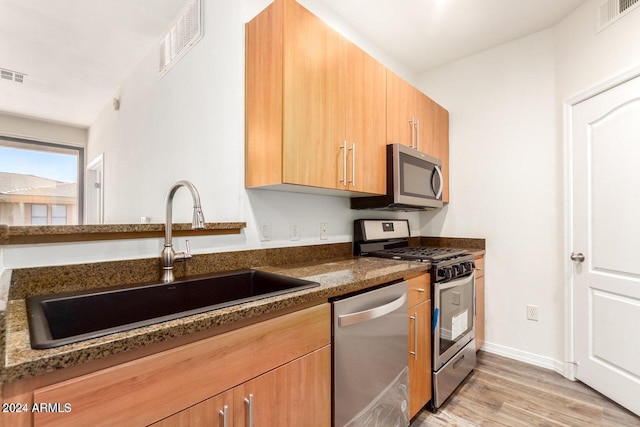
<box><xmin>452</xmin><ymin>265</ymin><xmax>460</xmax><ymax>276</ymax></box>
<box><xmin>462</xmin><ymin>262</ymin><xmax>471</xmax><ymax>273</ymax></box>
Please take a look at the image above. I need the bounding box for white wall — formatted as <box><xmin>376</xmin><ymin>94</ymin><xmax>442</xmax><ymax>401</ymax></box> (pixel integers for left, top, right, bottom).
<box><xmin>419</xmin><ymin>30</ymin><xmax>562</xmax><ymax>367</ymax></box>
<box><xmin>555</xmin><ymin>0</ymin><xmax>640</xmax><ymax>101</ymax></box>
<box><xmin>419</xmin><ymin>0</ymin><xmax>640</xmax><ymax>369</ymax></box>
<box><xmin>3</xmin><ymin>0</ymin><xmax>419</xmax><ymax>269</ymax></box>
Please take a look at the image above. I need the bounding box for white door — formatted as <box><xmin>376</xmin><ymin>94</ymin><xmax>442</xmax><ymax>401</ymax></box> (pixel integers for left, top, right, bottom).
<box><xmin>85</xmin><ymin>154</ymin><xmax>104</xmax><ymax>224</ymax></box>
<box><xmin>571</xmin><ymin>75</ymin><xmax>640</xmax><ymax>416</ymax></box>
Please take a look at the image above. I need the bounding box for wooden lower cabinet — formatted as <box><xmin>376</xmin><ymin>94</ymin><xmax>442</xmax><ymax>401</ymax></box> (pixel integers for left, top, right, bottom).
<box><xmin>233</xmin><ymin>346</ymin><xmax>331</xmax><ymax>426</ymax></box>
<box><xmin>406</xmin><ymin>273</ymin><xmax>432</xmax><ymax>419</ymax></box>
<box><xmin>152</xmin><ymin>346</ymin><xmax>331</xmax><ymax>427</ymax></box>
<box><xmin>3</xmin><ymin>304</ymin><xmax>330</xmax><ymax>427</ymax></box>
<box><xmin>475</xmin><ymin>254</ymin><xmax>485</xmax><ymax>351</ymax></box>
<box><xmin>150</xmin><ymin>390</ymin><xmax>234</xmax><ymax>427</ymax></box>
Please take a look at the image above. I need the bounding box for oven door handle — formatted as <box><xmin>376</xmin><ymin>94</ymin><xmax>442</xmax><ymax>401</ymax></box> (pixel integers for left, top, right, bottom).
<box><xmin>338</xmin><ymin>293</ymin><xmax>407</xmax><ymax>327</ymax></box>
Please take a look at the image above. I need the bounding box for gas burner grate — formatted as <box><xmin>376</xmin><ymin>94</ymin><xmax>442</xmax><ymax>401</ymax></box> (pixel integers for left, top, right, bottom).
<box><xmin>374</xmin><ymin>246</ymin><xmax>468</xmax><ymax>262</ymax></box>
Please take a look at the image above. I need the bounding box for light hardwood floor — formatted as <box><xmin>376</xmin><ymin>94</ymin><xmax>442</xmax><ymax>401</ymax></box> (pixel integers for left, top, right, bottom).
<box><xmin>410</xmin><ymin>351</ymin><xmax>640</xmax><ymax>426</ymax></box>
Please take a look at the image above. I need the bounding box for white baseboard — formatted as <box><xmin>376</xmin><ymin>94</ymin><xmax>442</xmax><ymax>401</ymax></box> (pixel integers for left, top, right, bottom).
<box><xmin>480</xmin><ymin>341</ymin><xmax>570</xmax><ymax>379</ymax></box>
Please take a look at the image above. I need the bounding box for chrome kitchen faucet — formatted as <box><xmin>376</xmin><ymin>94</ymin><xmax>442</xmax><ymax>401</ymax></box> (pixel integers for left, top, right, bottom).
<box><xmin>161</xmin><ymin>180</ymin><xmax>205</xmax><ymax>282</ymax></box>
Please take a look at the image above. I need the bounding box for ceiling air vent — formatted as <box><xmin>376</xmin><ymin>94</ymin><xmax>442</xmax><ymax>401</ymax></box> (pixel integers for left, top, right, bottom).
<box><xmin>159</xmin><ymin>0</ymin><xmax>203</xmax><ymax>78</ymax></box>
<box><xmin>0</xmin><ymin>68</ymin><xmax>25</xmax><ymax>83</ymax></box>
<box><xmin>597</xmin><ymin>0</ymin><xmax>640</xmax><ymax>32</ymax></box>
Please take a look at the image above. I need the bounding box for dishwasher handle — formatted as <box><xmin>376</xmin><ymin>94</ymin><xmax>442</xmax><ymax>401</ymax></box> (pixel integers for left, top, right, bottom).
<box><xmin>338</xmin><ymin>293</ymin><xmax>407</xmax><ymax>327</ymax></box>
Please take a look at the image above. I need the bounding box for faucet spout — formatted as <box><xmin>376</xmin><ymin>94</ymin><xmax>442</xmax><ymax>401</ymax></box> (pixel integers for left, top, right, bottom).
<box><xmin>162</xmin><ymin>180</ymin><xmax>205</xmax><ymax>282</ymax></box>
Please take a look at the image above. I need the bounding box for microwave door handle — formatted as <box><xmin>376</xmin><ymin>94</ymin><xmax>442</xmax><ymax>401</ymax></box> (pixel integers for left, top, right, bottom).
<box><xmin>433</xmin><ymin>165</ymin><xmax>444</xmax><ymax>199</ymax></box>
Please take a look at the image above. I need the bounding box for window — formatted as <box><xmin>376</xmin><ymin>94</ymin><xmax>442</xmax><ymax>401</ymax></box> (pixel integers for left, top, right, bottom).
<box><xmin>0</xmin><ymin>137</ymin><xmax>84</xmax><ymax>226</ymax></box>
<box><xmin>30</xmin><ymin>204</ymin><xmax>48</xmax><ymax>225</ymax></box>
<box><xmin>51</xmin><ymin>205</ymin><xmax>68</xmax><ymax>225</ymax></box>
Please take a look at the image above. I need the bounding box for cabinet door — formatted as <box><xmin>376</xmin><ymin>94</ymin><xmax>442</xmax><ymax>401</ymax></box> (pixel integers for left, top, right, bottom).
<box><xmin>283</xmin><ymin>0</ymin><xmax>346</xmax><ymax>190</ymax></box>
<box><xmin>387</xmin><ymin>70</ymin><xmax>417</xmax><ymax>148</ymax></box>
<box><xmin>233</xmin><ymin>346</ymin><xmax>331</xmax><ymax>426</ymax></box>
<box><xmin>415</xmin><ymin>92</ymin><xmax>435</xmax><ymax>155</ymax></box>
<box><xmin>408</xmin><ymin>300</ymin><xmax>432</xmax><ymax>418</ymax></box>
<box><xmin>345</xmin><ymin>44</ymin><xmax>386</xmax><ymax>195</ymax></box>
<box><xmin>150</xmin><ymin>390</ymin><xmax>233</xmax><ymax>427</ymax></box>
<box><xmin>474</xmin><ymin>255</ymin><xmax>485</xmax><ymax>351</ymax></box>
<box><xmin>432</xmin><ymin>102</ymin><xmax>450</xmax><ymax>203</ymax></box>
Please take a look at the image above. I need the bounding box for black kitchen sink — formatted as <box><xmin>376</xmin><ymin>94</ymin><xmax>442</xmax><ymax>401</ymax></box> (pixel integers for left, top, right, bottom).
<box><xmin>26</xmin><ymin>269</ymin><xmax>319</xmax><ymax>349</ymax></box>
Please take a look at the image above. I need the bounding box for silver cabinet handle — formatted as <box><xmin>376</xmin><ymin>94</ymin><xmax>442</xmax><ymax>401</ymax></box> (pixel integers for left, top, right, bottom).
<box><xmin>348</xmin><ymin>143</ymin><xmax>355</xmax><ymax>186</ymax></box>
<box><xmin>433</xmin><ymin>165</ymin><xmax>444</xmax><ymax>200</ymax></box>
<box><xmin>219</xmin><ymin>405</ymin><xmax>229</xmax><ymax>427</ymax></box>
<box><xmin>417</xmin><ymin>288</ymin><xmax>426</xmax><ymax>293</ymax></box>
<box><xmin>415</xmin><ymin>119</ymin><xmax>420</xmax><ymax>151</ymax></box>
<box><xmin>409</xmin><ymin>312</ymin><xmax>418</xmax><ymax>360</ymax></box>
<box><xmin>571</xmin><ymin>252</ymin><xmax>585</xmax><ymax>262</ymax></box>
<box><xmin>244</xmin><ymin>394</ymin><xmax>254</xmax><ymax>427</ymax></box>
<box><xmin>338</xmin><ymin>293</ymin><xmax>407</xmax><ymax>327</ymax></box>
<box><xmin>409</xmin><ymin>118</ymin><xmax>415</xmax><ymax>148</ymax></box>
<box><xmin>339</xmin><ymin>141</ymin><xmax>347</xmax><ymax>186</ymax></box>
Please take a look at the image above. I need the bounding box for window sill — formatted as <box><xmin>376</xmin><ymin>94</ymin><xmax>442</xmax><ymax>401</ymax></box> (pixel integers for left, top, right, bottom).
<box><xmin>0</xmin><ymin>222</ymin><xmax>246</xmax><ymax>245</ymax></box>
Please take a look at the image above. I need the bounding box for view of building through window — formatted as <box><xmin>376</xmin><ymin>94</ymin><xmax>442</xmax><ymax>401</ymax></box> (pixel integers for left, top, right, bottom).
<box><xmin>0</xmin><ymin>138</ymin><xmax>82</xmax><ymax>226</ymax></box>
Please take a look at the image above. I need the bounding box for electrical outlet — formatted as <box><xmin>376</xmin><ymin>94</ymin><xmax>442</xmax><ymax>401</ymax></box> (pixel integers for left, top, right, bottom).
<box><xmin>290</xmin><ymin>223</ymin><xmax>299</xmax><ymax>241</ymax></box>
<box><xmin>527</xmin><ymin>305</ymin><xmax>539</xmax><ymax>321</ymax></box>
<box><xmin>320</xmin><ymin>222</ymin><xmax>328</xmax><ymax>240</ymax></box>
<box><xmin>261</xmin><ymin>222</ymin><xmax>271</xmax><ymax>241</ymax></box>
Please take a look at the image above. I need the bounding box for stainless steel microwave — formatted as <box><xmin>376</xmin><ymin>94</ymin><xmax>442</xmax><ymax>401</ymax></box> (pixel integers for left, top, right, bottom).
<box><xmin>351</xmin><ymin>143</ymin><xmax>444</xmax><ymax>211</ymax></box>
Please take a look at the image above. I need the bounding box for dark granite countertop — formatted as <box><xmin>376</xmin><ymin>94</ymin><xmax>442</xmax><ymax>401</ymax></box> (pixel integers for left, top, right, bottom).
<box><xmin>0</xmin><ymin>257</ymin><xmax>428</xmax><ymax>384</ymax></box>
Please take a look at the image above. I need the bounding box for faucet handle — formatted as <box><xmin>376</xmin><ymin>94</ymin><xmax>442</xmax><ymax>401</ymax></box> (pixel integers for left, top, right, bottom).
<box><xmin>174</xmin><ymin>239</ymin><xmax>193</xmax><ymax>262</ymax></box>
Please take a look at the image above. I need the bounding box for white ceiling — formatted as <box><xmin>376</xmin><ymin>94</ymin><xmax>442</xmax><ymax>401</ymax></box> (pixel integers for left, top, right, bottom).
<box><xmin>318</xmin><ymin>0</ymin><xmax>587</xmax><ymax>72</ymax></box>
<box><xmin>0</xmin><ymin>0</ymin><xmax>184</xmax><ymax>127</ymax></box>
<box><xmin>0</xmin><ymin>0</ymin><xmax>586</xmax><ymax>128</ymax></box>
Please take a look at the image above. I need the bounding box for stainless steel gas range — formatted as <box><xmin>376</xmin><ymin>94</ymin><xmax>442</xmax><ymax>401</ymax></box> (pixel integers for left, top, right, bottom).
<box><xmin>354</xmin><ymin>219</ymin><xmax>477</xmax><ymax>411</ymax></box>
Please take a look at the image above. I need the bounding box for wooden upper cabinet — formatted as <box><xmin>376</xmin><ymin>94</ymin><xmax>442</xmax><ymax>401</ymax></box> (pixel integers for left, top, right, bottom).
<box><xmin>386</xmin><ymin>70</ymin><xmax>417</xmax><ymax>148</ymax></box>
<box><xmin>246</xmin><ymin>0</ymin><xmax>386</xmax><ymax>195</ymax></box>
<box><xmin>282</xmin><ymin>0</ymin><xmax>346</xmax><ymax>189</ymax></box>
<box><xmin>432</xmin><ymin>102</ymin><xmax>449</xmax><ymax>203</ymax></box>
<box><xmin>345</xmin><ymin>44</ymin><xmax>387</xmax><ymax>194</ymax></box>
<box><xmin>386</xmin><ymin>69</ymin><xmax>450</xmax><ymax>203</ymax></box>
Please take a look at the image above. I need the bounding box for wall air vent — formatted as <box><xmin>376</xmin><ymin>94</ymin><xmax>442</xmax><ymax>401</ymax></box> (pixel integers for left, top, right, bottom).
<box><xmin>159</xmin><ymin>0</ymin><xmax>203</xmax><ymax>78</ymax></box>
<box><xmin>597</xmin><ymin>0</ymin><xmax>640</xmax><ymax>32</ymax></box>
<box><xmin>0</xmin><ymin>68</ymin><xmax>25</xmax><ymax>83</ymax></box>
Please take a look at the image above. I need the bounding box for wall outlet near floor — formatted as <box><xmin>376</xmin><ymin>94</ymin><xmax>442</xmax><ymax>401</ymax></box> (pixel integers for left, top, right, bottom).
<box><xmin>527</xmin><ymin>304</ymin><xmax>539</xmax><ymax>321</ymax></box>
<box><xmin>290</xmin><ymin>223</ymin><xmax>300</xmax><ymax>241</ymax></box>
<box><xmin>320</xmin><ymin>222</ymin><xmax>328</xmax><ymax>240</ymax></box>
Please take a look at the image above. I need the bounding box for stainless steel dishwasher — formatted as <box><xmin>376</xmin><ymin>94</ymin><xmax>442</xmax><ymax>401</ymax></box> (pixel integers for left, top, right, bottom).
<box><xmin>333</xmin><ymin>281</ymin><xmax>409</xmax><ymax>427</ymax></box>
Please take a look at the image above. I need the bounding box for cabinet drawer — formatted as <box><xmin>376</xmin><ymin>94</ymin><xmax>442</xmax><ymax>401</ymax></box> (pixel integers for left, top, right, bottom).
<box><xmin>33</xmin><ymin>304</ymin><xmax>331</xmax><ymax>427</ymax></box>
<box><xmin>474</xmin><ymin>255</ymin><xmax>485</xmax><ymax>278</ymax></box>
<box><xmin>407</xmin><ymin>273</ymin><xmax>430</xmax><ymax>308</ymax></box>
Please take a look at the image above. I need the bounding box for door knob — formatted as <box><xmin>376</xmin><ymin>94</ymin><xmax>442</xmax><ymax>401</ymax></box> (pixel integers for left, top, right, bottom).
<box><xmin>570</xmin><ymin>252</ymin><xmax>585</xmax><ymax>262</ymax></box>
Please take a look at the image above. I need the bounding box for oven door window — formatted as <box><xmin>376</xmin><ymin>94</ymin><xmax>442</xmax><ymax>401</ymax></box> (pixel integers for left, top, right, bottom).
<box><xmin>436</xmin><ymin>275</ymin><xmax>474</xmax><ymax>358</ymax></box>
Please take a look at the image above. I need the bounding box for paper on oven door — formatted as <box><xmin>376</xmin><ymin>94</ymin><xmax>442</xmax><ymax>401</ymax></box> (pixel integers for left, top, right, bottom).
<box><xmin>451</xmin><ymin>310</ymin><xmax>468</xmax><ymax>341</ymax></box>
